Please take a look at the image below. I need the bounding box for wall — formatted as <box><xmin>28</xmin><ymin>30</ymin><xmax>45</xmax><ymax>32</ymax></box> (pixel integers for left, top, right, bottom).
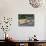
<box><xmin>0</xmin><ymin>0</ymin><xmax>46</xmax><ymax>40</ymax></box>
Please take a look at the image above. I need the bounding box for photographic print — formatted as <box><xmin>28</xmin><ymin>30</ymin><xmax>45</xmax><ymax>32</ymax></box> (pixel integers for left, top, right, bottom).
<box><xmin>18</xmin><ymin>14</ymin><xmax>34</xmax><ymax>26</ymax></box>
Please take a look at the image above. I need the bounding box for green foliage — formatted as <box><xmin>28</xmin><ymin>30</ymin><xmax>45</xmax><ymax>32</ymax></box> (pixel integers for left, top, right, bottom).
<box><xmin>19</xmin><ymin>15</ymin><xmax>26</xmax><ymax>19</ymax></box>
<box><xmin>18</xmin><ymin>14</ymin><xmax>34</xmax><ymax>19</ymax></box>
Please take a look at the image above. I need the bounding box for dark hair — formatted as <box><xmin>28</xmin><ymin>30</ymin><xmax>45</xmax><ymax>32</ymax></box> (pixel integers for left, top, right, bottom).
<box><xmin>34</xmin><ymin>35</ymin><xmax>36</xmax><ymax>37</ymax></box>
